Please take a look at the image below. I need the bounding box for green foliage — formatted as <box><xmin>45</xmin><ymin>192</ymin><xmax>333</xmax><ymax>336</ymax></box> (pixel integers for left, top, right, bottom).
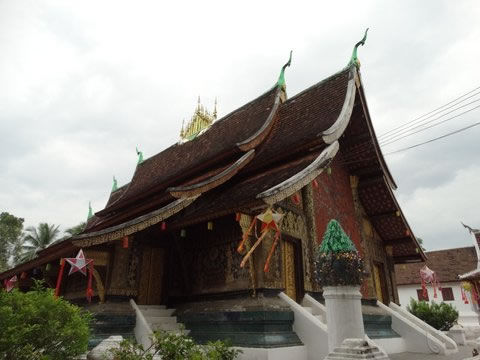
<box><xmin>104</xmin><ymin>339</ymin><xmax>154</xmax><ymax>360</ymax></box>
<box><xmin>407</xmin><ymin>299</ymin><xmax>459</xmax><ymax>331</ymax></box>
<box><xmin>0</xmin><ymin>280</ymin><xmax>92</xmax><ymax>360</ymax></box>
<box><xmin>107</xmin><ymin>330</ymin><xmax>242</xmax><ymax>360</ymax></box>
<box><xmin>0</xmin><ymin>212</ymin><xmax>24</xmax><ymax>271</ymax></box>
<box><xmin>153</xmin><ymin>331</ymin><xmax>198</xmax><ymax>360</ymax></box>
<box><xmin>202</xmin><ymin>340</ymin><xmax>242</xmax><ymax>360</ymax></box>
<box><xmin>64</xmin><ymin>222</ymin><xmax>86</xmax><ymax>237</ymax></box>
<box><xmin>20</xmin><ymin>223</ymin><xmax>60</xmax><ymax>262</ymax></box>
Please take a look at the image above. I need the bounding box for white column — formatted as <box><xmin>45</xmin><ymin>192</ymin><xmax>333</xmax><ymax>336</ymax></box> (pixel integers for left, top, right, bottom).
<box><xmin>323</xmin><ymin>285</ymin><xmax>365</xmax><ymax>351</ymax></box>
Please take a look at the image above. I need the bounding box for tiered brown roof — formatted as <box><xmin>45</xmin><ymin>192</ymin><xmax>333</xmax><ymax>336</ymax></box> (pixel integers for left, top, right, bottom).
<box><xmin>395</xmin><ymin>247</ymin><xmax>477</xmax><ymax>285</ymax></box>
<box><xmin>74</xmin><ymin>63</ymin><xmax>424</xmax><ymax>263</ymax></box>
<box><xmin>0</xmin><ymin>53</ymin><xmax>427</xmax><ymax>279</ymax></box>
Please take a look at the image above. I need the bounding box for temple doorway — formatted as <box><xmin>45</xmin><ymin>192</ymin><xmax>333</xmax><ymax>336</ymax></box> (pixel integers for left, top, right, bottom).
<box><xmin>373</xmin><ymin>262</ymin><xmax>389</xmax><ymax>304</ymax></box>
<box><xmin>283</xmin><ymin>236</ymin><xmax>304</xmax><ymax>302</ymax></box>
<box><xmin>137</xmin><ymin>246</ymin><xmax>166</xmax><ymax>305</ymax></box>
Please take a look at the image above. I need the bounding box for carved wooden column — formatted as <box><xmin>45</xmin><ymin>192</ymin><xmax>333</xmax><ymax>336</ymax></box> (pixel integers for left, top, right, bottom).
<box><xmin>238</xmin><ymin>214</ymin><xmax>257</xmax><ymax>297</ymax></box>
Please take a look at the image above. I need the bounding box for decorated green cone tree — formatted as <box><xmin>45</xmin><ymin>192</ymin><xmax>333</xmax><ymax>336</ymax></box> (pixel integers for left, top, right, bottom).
<box><xmin>315</xmin><ymin>219</ymin><xmax>365</xmax><ymax>287</ymax></box>
<box><xmin>315</xmin><ymin>220</ymin><xmax>367</xmax><ymax>352</ymax></box>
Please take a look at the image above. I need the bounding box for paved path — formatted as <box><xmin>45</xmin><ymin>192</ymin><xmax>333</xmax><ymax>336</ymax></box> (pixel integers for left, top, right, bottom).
<box><xmin>391</xmin><ymin>346</ymin><xmax>476</xmax><ymax>360</ymax></box>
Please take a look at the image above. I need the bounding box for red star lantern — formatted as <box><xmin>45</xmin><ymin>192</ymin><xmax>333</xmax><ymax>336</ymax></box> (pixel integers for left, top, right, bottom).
<box><xmin>65</xmin><ymin>249</ymin><xmax>93</xmax><ymax>276</ymax></box>
<box><xmin>4</xmin><ymin>275</ymin><xmax>17</xmax><ymax>292</ymax></box>
<box><xmin>55</xmin><ymin>249</ymin><xmax>95</xmax><ymax>303</ymax></box>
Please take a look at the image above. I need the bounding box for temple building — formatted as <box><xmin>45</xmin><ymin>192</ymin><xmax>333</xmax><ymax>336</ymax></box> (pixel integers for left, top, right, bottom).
<box><xmin>1</xmin><ymin>33</ymin><xmax>428</xmax><ymax>355</ymax></box>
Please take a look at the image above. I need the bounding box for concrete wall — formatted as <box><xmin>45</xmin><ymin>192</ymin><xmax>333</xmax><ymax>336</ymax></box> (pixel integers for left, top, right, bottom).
<box><xmin>397</xmin><ymin>282</ymin><xmax>480</xmax><ymax>326</ymax></box>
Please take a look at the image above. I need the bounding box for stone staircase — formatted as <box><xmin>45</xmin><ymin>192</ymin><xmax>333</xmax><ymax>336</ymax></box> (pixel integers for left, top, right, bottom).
<box><xmin>363</xmin><ymin>314</ymin><xmax>401</xmax><ymax>339</ymax></box>
<box><xmin>137</xmin><ymin>305</ymin><xmax>184</xmax><ymax>333</ymax></box>
<box><xmin>178</xmin><ymin>310</ymin><xmax>303</xmax><ymax>348</ymax></box>
<box><xmin>89</xmin><ymin>312</ymin><xmax>136</xmax><ymax>349</ymax></box>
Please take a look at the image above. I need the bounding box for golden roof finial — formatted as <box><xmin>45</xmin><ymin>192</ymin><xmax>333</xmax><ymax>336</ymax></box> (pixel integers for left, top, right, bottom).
<box><xmin>180</xmin><ymin>96</ymin><xmax>217</xmax><ymax>141</ymax></box>
<box><xmin>213</xmin><ymin>97</ymin><xmax>217</xmax><ymax>119</ymax></box>
<box><xmin>180</xmin><ymin>119</ymin><xmax>185</xmax><ymax>137</ymax></box>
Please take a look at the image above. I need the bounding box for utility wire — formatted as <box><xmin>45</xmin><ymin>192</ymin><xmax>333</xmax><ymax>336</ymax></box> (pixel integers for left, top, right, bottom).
<box><xmin>379</xmin><ymin>90</ymin><xmax>480</xmax><ymax>141</ymax></box>
<box><xmin>334</xmin><ymin>120</ymin><xmax>480</xmax><ymax>166</ymax></box>
<box><xmin>384</xmin><ymin>121</ymin><xmax>480</xmax><ymax>156</ymax></box>
<box><xmin>381</xmin><ymin>104</ymin><xmax>480</xmax><ymax>147</ymax></box>
<box><xmin>380</xmin><ymin>98</ymin><xmax>480</xmax><ymax>145</ymax></box>
<box><xmin>339</xmin><ymin>97</ymin><xmax>480</xmax><ymax>161</ymax></box>
<box><xmin>339</xmin><ymin>112</ymin><xmax>480</xmax><ymax>164</ymax></box>
<box><xmin>378</xmin><ymin>85</ymin><xmax>480</xmax><ymax>139</ymax></box>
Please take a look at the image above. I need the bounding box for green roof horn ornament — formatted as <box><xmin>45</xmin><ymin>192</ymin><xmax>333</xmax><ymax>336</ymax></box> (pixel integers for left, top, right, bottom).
<box><xmin>348</xmin><ymin>28</ymin><xmax>369</xmax><ymax>68</ymax></box>
<box><xmin>112</xmin><ymin>176</ymin><xmax>118</xmax><ymax>192</ymax></box>
<box><xmin>136</xmin><ymin>147</ymin><xmax>144</xmax><ymax>164</ymax></box>
<box><xmin>87</xmin><ymin>201</ymin><xmax>93</xmax><ymax>220</ymax></box>
<box><xmin>277</xmin><ymin>50</ymin><xmax>293</xmax><ymax>89</ymax></box>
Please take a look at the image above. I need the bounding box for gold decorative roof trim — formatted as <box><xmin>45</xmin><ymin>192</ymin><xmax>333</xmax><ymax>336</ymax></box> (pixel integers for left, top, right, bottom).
<box><xmin>257</xmin><ymin>141</ymin><xmax>339</xmax><ymax>205</ymax></box>
<box><xmin>168</xmin><ymin>149</ymin><xmax>255</xmax><ymax>198</ymax></box>
<box><xmin>72</xmin><ymin>196</ymin><xmax>199</xmax><ymax>247</ymax></box>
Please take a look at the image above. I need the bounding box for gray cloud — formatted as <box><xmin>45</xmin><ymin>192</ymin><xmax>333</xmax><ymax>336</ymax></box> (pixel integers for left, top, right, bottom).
<box><xmin>0</xmin><ymin>0</ymin><xmax>479</xmax><ymax>251</ymax></box>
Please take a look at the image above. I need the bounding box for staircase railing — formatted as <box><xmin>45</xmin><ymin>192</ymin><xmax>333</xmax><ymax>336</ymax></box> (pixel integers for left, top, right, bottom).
<box><xmin>279</xmin><ymin>292</ymin><xmax>329</xmax><ymax>360</ymax></box>
<box><xmin>388</xmin><ymin>302</ymin><xmax>457</xmax><ymax>352</ymax></box>
<box><xmin>376</xmin><ymin>301</ymin><xmax>457</xmax><ymax>355</ymax></box>
<box><xmin>302</xmin><ymin>294</ymin><xmax>327</xmax><ymax>324</ymax></box>
<box><xmin>130</xmin><ymin>299</ymin><xmax>154</xmax><ymax>349</ymax></box>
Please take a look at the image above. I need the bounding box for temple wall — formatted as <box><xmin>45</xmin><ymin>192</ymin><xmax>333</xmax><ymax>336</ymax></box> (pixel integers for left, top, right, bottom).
<box><xmin>107</xmin><ymin>241</ymin><xmax>139</xmax><ymax>297</ymax></box>
<box><xmin>169</xmin><ymin>216</ymin><xmax>252</xmax><ymax>298</ymax></box>
<box><xmin>308</xmin><ymin>156</ymin><xmax>397</xmax><ymax>302</ymax></box>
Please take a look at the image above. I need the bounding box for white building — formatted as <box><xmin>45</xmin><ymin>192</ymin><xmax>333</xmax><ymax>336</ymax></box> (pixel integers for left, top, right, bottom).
<box><xmin>395</xmin><ymin>246</ymin><xmax>480</xmax><ymax>327</ymax></box>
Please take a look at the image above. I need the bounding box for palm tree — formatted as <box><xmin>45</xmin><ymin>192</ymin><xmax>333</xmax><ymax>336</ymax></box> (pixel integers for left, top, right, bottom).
<box><xmin>64</xmin><ymin>222</ymin><xmax>86</xmax><ymax>237</ymax></box>
<box><xmin>20</xmin><ymin>223</ymin><xmax>60</xmax><ymax>262</ymax></box>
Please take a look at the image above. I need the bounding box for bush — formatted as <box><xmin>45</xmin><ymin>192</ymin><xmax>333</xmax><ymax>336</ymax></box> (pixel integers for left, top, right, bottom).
<box><xmin>104</xmin><ymin>339</ymin><xmax>155</xmax><ymax>360</ymax></box>
<box><xmin>107</xmin><ymin>330</ymin><xmax>242</xmax><ymax>360</ymax></box>
<box><xmin>407</xmin><ymin>299</ymin><xmax>458</xmax><ymax>331</ymax></box>
<box><xmin>0</xmin><ymin>280</ymin><xmax>92</xmax><ymax>360</ymax></box>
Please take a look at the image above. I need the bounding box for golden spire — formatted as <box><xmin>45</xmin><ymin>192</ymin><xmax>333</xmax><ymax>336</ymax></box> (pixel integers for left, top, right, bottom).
<box><xmin>180</xmin><ymin>119</ymin><xmax>185</xmax><ymax>138</ymax></box>
<box><xmin>213</xmin><ymin>97</ymin><xmax>217</xmax><ymax>120</ymax></box>
<box><xmin>180</xmin><ymin>96</ymin><xmax>217</xmax><ymax>141</ymax></box>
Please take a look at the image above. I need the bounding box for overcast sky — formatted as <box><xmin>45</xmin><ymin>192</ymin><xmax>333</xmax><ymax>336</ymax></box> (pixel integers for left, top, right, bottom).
<box><xmin>1</xmin><ymin>0</ymin><xmax>479</xmax><ymax>251</ymax></box>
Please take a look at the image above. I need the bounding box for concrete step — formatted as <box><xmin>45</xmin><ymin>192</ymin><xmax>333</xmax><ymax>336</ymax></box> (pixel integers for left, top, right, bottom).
<box><xmin>150</xmin><ymin>322</ymin><xmax>183</xmax><ymax>331</ymax></box>
<box><xmin>137</xmin><ymin>305</ymin><xmax>166</xmax><ymax>310</ymax></box>
<box><xmin>189</xmin><ymin>330</ymin><xmax>303</xmax><ymax>347</ymax></box>
<box><xmin>147</xmin><ymin>316</ymin><xmax>178</xmax><ymax>324</ymax></box>
<box><xmin>303</xmin><ymin>306</ymin><xmax>312</xmax><ymax>314</ymax></box>
<box><xmin>88</xmin><ymin>333</ymin><xmax>134</xmax><ymax>350</ymax></box>
<box><xmin>139</xmin><ymin>308</ymin><xmax>175</xmax><ymax>317</ymax></box>
<box><xmin>372</xmin><ymin>337</ymin><xmax>407</xmax><ymax>354</ymax></box>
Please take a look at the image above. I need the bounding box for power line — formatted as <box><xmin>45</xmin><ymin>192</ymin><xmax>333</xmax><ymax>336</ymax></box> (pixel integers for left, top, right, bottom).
<box><xmin>379</xmin><ymin>93</ymin><xmax>480</xmax><ymax>143</ymax></box>
<box><xmin>338</xmin><ymin>96</ymin><xmax>480</xmax><ymax>162</ymax></box>
<box><xmin>384</xmin><ymin>121</ymin><xmax>480</xmax><ymax>156</ymax></box>
<box><xmin>381</xmin><ymin>104</ymin><xmax>480</xmax><ymax>147</ymax></box>
<box><xmin>378</xmin><ymin>85</ymin><xmax>480</xmax><ymax>138</ymax></box>
<box><xmin>334</xmin><ymin>120</ymin><xmax>480</xmax><ymax>166</ymax></box>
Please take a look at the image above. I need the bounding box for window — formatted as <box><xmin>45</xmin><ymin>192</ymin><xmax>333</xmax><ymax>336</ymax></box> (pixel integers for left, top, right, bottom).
<box><xmin>441</xmin><ymin>287</ymin><xmax>454</xmax><ymax>301</ymax></box>
<box><xmin>417</xmin><ymin>289</ymin><xmax>429</xmax><ymax>301</ymax></box>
